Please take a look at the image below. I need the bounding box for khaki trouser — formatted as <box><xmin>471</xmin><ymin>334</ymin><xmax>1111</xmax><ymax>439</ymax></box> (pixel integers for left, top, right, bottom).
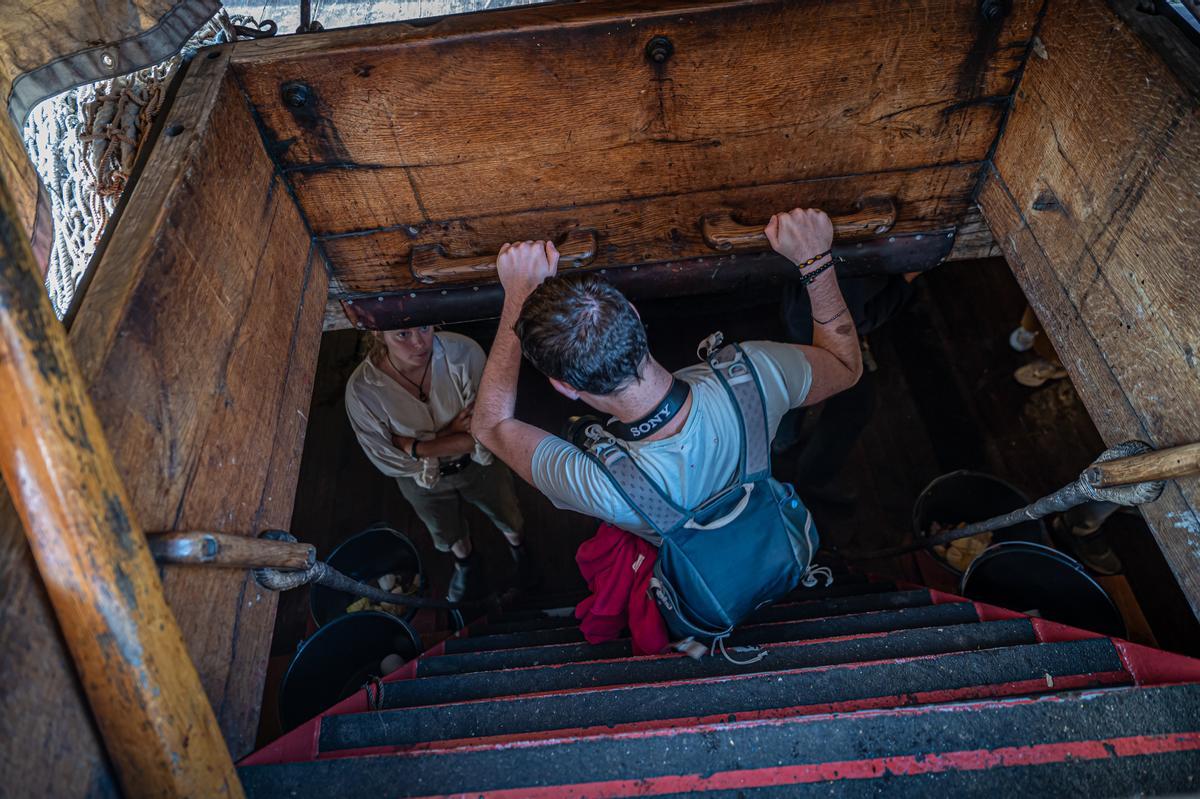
<box><xmin>396</xmin><ymin>459</ymin><xmax>524</xmax><ymax>552</ymax></box>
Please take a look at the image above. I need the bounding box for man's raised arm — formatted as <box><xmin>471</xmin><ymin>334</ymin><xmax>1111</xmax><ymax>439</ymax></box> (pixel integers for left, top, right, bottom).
<box><xmin>473</xmin><ymin>241</ymin><xmax>560</xmax><ymax>485</ymax></box>
<box><xmin>765</xmin><ymin>208</ymin><xmax>864</xmax><ymax>406</ymax></box>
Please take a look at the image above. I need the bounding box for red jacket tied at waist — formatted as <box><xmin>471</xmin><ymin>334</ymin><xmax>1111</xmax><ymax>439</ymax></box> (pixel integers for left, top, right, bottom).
<box><xmin>574</xmin><ymin>523</ymin><xmax>669</xmax><ymax>655</ymax></box>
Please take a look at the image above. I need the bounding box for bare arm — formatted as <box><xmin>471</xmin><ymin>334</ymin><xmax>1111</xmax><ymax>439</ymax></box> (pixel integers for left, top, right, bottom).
<box><xmin>394</xmin><ymin>432</ymin><xmax>475</xmax><ymax>458</ymax></box>
<box><xmin>393</xmin><ymin>405</ymin><xmax>476</xmax><ymax>458</ymax></box>
<box><xmin>473</xmin><ymin>241</ymin><xmax>560</xmax><ymax>485</ymax></box>
<box><xmin>764</xmin><ymin>208</ymin><xmax>863</xmax><ymax>406</ymax></box>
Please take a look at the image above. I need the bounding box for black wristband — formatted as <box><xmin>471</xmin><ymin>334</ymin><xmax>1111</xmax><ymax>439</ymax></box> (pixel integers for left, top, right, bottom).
<box><xmin>410</xmin><ymin>439</ymin><xmax>420</xmax><ymax>458</ymax></box>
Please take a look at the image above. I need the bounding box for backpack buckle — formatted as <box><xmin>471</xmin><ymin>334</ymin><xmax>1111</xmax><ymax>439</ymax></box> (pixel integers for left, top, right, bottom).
<box><xmin>697</xmin><ymin>331</ymin><xmax>725</xmax><ymax>362</ymax></box>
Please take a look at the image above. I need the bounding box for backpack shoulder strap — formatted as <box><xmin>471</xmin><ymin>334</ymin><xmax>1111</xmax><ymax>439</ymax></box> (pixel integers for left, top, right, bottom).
<box><xmin>707</xmin><ymin>342</ymin><xmax>771</xmax><ymax>483</ymax></box>
<box><xmin>581</xmin><ymin>431</ymin><xmax>687</xmax><ymax>540</ymax></box>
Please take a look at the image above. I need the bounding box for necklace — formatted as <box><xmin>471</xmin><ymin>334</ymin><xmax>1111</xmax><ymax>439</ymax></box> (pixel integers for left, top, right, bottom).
<box><xmin>385</xmin><ymin>350</ymin><xmax>432</xmax><ymax>402</ymax></box>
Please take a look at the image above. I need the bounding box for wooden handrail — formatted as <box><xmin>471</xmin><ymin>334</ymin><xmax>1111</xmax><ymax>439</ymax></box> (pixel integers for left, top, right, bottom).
<box><xmin>700</xmin><ymin>197</ymin><xmax>898</xmax><ymax>251</ymax></box>
<box><xmin>0</xmin><ymin>182</ymin><xmax>243</xmax><ymax>795</ymax></box>
<box><xmin>410</xmin><ymin>227</ymin><xmax>598</xmax><ymax>284</ymax></box>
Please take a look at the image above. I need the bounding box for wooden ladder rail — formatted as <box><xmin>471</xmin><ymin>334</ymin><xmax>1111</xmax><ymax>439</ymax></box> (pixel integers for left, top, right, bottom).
<box><xmin>0</xmin><ymin>184</ymin><xmax>243</xmax><ymax>795</ymax></box>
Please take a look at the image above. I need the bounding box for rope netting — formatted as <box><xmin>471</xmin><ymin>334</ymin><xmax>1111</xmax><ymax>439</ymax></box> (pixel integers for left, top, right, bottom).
<box><xmin>20</xmin><ymin>12</ymin><xmax>253</xmax><ymax>317</ymax></box>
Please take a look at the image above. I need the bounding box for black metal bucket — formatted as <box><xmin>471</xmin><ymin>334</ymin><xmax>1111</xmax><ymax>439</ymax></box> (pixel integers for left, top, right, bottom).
<box><xmin>310</xmin><ymin>523</ymin><xmax>424</xmax><ymax>627</ymax></box>
<box><xmin>278</xmin><ymin>611</ymin><xmax>421</xmax><ymax>732</ymax></box>
<box><xmin>961</xmin><ymin>541</ymin><xmax>1126</xmax><ymax>638</ymax></box>
<box><xmin>912</xmin><ymin>470</ymin><xmax>1047</xmax><ymax>576</ymax></box>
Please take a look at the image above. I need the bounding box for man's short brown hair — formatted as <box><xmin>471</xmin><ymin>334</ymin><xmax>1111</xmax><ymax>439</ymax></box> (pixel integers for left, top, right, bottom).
<box><xmin>514</xmin><ymin>273</ymin><xmax>648</xmax><ymax>395</ymax></box>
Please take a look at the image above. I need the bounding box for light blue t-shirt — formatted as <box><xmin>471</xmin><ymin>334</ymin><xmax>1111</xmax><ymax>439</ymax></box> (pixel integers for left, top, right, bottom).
<box><xmin>530</xmin><ymin>341</ymin><xmax>812</xmax><ymax>534</ymax></box>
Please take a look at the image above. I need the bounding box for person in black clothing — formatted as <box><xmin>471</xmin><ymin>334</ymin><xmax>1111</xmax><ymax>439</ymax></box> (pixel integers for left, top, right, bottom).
<box><xmin>775</xmin><ymin>272</ymin><xmax>915</xmax><ymax>505</ymax></box>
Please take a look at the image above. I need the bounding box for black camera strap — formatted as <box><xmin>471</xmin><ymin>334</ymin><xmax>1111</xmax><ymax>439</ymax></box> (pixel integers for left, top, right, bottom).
<box><xmin>606</xmin><ymin>378</ymin><xmax>691</xmax><ymax>442</ymax></box>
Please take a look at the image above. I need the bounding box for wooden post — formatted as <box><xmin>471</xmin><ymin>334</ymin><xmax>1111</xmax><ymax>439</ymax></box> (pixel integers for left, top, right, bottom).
<box><xmin>0</xmin><ymin>178</ymin><xmax>243</xmax><ymax>794</ymax></box>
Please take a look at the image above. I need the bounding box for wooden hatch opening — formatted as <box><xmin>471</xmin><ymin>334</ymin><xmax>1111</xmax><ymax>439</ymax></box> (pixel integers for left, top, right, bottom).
<box><xmin>1</xmin><ymin>0</ymin><xmax>1198</xmax><ymax>794</ymax></box>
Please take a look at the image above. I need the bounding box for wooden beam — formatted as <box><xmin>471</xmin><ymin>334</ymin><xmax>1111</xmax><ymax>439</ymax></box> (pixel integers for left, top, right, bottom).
<box><xmin>0</xmin><ymin>47</ymin><xmax>328</xmax><ymax>793</ymax></box>
<box><xmin>0</xmin><ymin>112</ymin><xmax>242</xmax><ymax>799</ymax></box>
<box><xmin>320</xmin><ymin>164</ymin><xmax>980</xmax><ymax>297</ymax></box>
<box><xmin>979</xmin><ymin>0</ymin><xmax>1200</xmax><ymax>620</ymax></box>
<box><xmin>227</xmin><ymin>0</ymin><xmax>1039</xmax><ymax>298</ymax></box>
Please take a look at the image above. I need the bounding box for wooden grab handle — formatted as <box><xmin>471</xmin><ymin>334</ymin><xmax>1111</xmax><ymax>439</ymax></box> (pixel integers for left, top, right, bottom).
<box><xmin>411</xmin><ymin>228</ymin><xmax>598</xmax><ymax>284</ymax></box>
<box><xmin>1084</xmin><ymin>442</ymin><xmax>1200</xmax><ymax>488</ymax></box>
<box><xmin>147</xmin><ymin>531</ymin><xmax>316</xmax><ymax>570</ymax></box>
<box><xmin>701</xmin><ymin>197</ymin><xmax>898</xmax><ymax>252</ymax></box>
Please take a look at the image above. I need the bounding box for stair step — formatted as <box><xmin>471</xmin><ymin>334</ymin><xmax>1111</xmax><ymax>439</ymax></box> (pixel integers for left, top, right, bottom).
<box><xmin>745</xmin><ymin>588</ymin><xmax>924</xmax><ymax>625</ymax></box>
<box><xmin>479</xmin><ymin>614</ymin><xmax>582</xmax><ymax>635</ymax></box>
<box><xmin>238</xmin><ymin>683</ymin><xmax>1200</xmax><ymax>798</ymax></box>
<box><xmin>424</xmin><ymin>602</ymin><xmax>983</xmax><ymax>674</ymax></box>
<box><xmin>447</xmin><ymin>589</ymin><xmax>938</xmax><ymax>655</ymax></box>
<box><xmin>382</xmin><ymin>619</ymin><xmax>1037</xmax><ymax>709</ymax></box>
<box><xmin>507</xmin><ymin>590</ymin><xmax>588</xmax><ymax>612</ymax></box>
<box><xmin>490</xmin><ymin>578</ymin><xmax>894</xmax><ymax>628</ymax></box>
<box><xmin>317</xmin><ymin>638</ymin><xmax>1128</xmax><ymax>752</ymax></box>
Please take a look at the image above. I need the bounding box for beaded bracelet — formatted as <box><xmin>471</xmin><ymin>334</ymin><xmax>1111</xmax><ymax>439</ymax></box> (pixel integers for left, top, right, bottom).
<box><xmin>795</xmin><ymin>249</ymin><xmax>832</xmax><ymax>269</ymax></box>
<box><xmin>797</xmin><ymin>254</ymin><xmax>836</xmax><ymax>287</ymax></box>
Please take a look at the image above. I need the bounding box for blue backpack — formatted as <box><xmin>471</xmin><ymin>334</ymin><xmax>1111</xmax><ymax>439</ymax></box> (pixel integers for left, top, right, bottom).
<box><xmin>580</xmin><ymin>335</ymin><xmax>831</xmax><ymax>656</ymax></box>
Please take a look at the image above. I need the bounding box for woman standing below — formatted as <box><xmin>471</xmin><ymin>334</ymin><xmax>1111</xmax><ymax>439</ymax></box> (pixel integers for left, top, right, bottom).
<box><xmin>345</xmin><ymin>326</ymin><xmax>537</xmax><ymax>602</ymax></box>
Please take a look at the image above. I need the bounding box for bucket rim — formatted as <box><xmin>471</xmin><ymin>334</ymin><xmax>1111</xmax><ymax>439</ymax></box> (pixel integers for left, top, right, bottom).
<box><xmin>960</xmin><ymin>540</ymin><xmax>1124</xmax><ymax>638</ymax></box>
<box><xmin>279</xmin><ymin>610</ymin><xmax>422</xmax><ymax>731</ymax></box>
<box><xmin>911</xmin><ymin>470</ymin><xmax>1044</xmax><ymax>576</ymax></box>
<box><xmin>310</xmin><ymin>521</ymin><xmax>425</xmax><ymax>626</ymax></box>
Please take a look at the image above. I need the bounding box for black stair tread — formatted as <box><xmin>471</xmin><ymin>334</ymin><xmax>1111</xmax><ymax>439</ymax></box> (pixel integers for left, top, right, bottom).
<box><xmin>479</xmin><ymin>614</ymin><xmax>582</xmax><ymax>635</ymax></box>
<box><xmin>507</xmin><ymin>590</ymin><xmax>588</xmax><ymax>612</ymax></box>
<box><xmin>744</xmin><ymin>588</ymin><xmax>929</xmax><ymax>624</ymax></box>
<box><xmin>489</xmin><ymin>578</ymin><xmax>894</xmax><ymax>629</ymax></box>
<box><xmin>318</xmin><ymin>638</ymin><xmax>1128</xmax><ymax>752</ymax></box>
<box><xmin>646</xmin><ymin>757</ymin><xmax>1200</xmax><ymax>799</ymax></box>
<box><xmin>446</xmin><ymin>589</ymin><xmax>937</xmax><ymax>655</ymax></box>
<box><xmin>383</xmin><ymin>619</ymin><xmax>1038</xmax><ymax>709</ymax></box>
<box><xmin>498</xmin><ymin>605</ymin><xmax>583</xmax><ymax>623</ymax></box>
<box><xmin>424</xmin><ymin>603</ymin><xmax>983</xmax><ymax>674</ymax></box>
<box><xmin>239</xmin><ymin>683</ymin><xmax>1200</xmax><ymax>798</ymax></box>
<box><xmin>480</xmin><ymin>586</ymin><xmax>918</xmax><ymax>637</ymax></box>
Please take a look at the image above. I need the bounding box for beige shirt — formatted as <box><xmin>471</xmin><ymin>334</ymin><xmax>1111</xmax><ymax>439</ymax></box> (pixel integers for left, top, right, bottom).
<box><xmin>345</xmin><ymin>332</ymin><xmax>492</xmax><ymax>490</ymax></box>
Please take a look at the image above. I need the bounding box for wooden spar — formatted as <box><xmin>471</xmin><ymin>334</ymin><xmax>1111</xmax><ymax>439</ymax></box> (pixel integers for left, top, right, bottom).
<box><xmin>0</xmin><ymin>169</ymin><xmax>242</xmax><ymax>795</ymax></box>
<box><xmin>1086</xmin><ymin>444</ymin><xmax>1200</xmax><ymax>490</ymax></box>
<box><xmin>147</xmin><ymin>532</ymin><xmax>317</xmax><ymax>570</ymax></box>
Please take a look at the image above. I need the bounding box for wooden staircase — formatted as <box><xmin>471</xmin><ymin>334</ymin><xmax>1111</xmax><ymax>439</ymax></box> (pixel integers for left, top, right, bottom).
<box><xmin>239</xmin><ymin>570</ymin><xmax>1200</xmax><ymax>796</ymax></box>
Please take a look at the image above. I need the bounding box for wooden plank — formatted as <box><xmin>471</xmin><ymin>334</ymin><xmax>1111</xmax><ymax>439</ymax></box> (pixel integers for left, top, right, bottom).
<box><xmin>979</xmin><ymin>0</ymin><xmax>1200</xmax><ymax>619</ymax></box>
<box><xmin>981</xmin><ymin>179</ymin><xmax>1200</xmax><ymax>623</ymax></box>
<box><xmin>321</xmin><ymin>163</ymin><xmax>979</xmax><ymax>296</ymax></box>
<box><xmin>231</xmin><ymin>0</ymin><xmax>1039</xmax><ymax>237</ymax></box>
<box><xmin>946</xmin><ymin>205</ymin><xmax>1000</xmax><ymax>261</ymax></box>
<box><xmin>0</xmin><ymin>136</ymin><xmax>242</xmax><ymax>798</ymax></box>
<box><xmin>0</xmin><ymin>48</ymin><xmax>327</xmax><ymax>793</ymax></box>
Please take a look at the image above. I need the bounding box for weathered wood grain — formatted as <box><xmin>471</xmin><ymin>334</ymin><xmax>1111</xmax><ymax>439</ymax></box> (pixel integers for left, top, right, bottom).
<box><xmin>0</xmin><ymin>47</ymin><xmax>328</xmax><ymax>794</ymax></box>
<box><xmin>0</xmin><ymin>107</ymin><xmax>242</xmax><ymax>797</ymax></box>
<box><xmin>147</xmin><ymin>532</ymin><xmax>317</xmax><ymax>570</ymax></box>
<box><xmin>321</xmin><ymin>163</ymin><xmax>979</xmax><ymax>296</ymax></box>
<box><xmin>230</xmin><ymin>0</ymin><xmax>1038</xmax><ymax>252</ymax></box>
<box><xmin>979</xmin><ymin>0</ymin><xmax>1200</xmax><ymax>618</ymax></box>
<box><xmin>946</xmin><ymin>205</ymin><xmax>1000</xmax><ymax>261</ymax></box>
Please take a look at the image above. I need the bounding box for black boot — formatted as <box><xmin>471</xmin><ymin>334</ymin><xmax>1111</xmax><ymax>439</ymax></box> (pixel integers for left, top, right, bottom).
<box><xmin>446</xmin><ymin>551</ymin><xmax>487</xmax><ymax>603</ymax></box>
<box><xmin>510</xmin><ymin>541</ymin><xmax>543</xmax><ymax>593</ymax></box>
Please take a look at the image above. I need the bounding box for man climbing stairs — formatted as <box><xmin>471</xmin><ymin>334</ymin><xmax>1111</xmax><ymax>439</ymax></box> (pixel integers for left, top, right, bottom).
<box><xmin>239</xmin><ymin>570</ymin><xmax>1200</xmax><ymax>796</ymax></box>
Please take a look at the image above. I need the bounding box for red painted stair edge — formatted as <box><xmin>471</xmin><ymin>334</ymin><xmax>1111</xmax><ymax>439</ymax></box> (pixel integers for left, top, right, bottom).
<box><xmin>240</xmin><ymin>586</ymin><xmax>1200</xmax><ymax>768</ymax></box>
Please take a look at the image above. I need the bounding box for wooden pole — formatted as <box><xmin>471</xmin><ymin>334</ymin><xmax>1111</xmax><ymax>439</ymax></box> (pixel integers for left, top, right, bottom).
<box><xmin>147</xmin><ymin>531</ymin><xmax>316</xmax><ymax>570</ymax></box>
<box><xmin>1085</xmin><ymin>442</ymin><xmax>1200</xmax><ymax>488</ymax></box>
<box><xmin>0</xmin><ymin>180</ymin><xmax>243</xmax><ymax>795</ymax></box>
